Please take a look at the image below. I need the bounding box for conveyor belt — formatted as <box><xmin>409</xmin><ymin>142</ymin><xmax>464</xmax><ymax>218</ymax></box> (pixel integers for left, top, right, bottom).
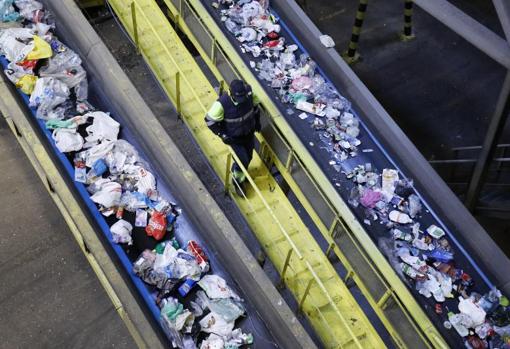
<box><xmin>0</xmin><ymin>0</ymin><xmax>319</xmax><ymax>346</ymax></box>
<box><xmin>105</xmin><ymin>0</ymin><xmax>390</xmax><ymax>347</ymax></box>
<box><xmin>159</xmin><ymin>0</ymin><xmax>499</xmax><ymax>348</ymax></box>
<box><xmin>0</xmin><ymin>52</ymin><xmax>279</xmax><ymax>348</ymax></box>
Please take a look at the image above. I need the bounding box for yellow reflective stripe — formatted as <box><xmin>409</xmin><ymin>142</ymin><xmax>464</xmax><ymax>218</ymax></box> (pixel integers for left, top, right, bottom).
<box><xmin>252</xmin><ymin>93</ymin><xmax>261</xmax><ymax>106</ymax></box>
<box><xmin>206</xmin><ymin>100</ymin><xmax>224</xmax><ymax>121</ymax></box>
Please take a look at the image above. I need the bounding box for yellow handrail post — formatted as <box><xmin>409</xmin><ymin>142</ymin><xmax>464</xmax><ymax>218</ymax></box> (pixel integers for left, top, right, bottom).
<box><xmin>278</xmin><ymin>248</ymin><xmax>294</xmax><ymax>289</ymax></box>
<box><xmin>224</xmin><ymin>153</ymin><xmax>232</xmax><ymax>195</ymax></box>
<box><xmin>325</xmin><ymin>242</ymin><xmax>335</xmax><ymax>259</ymax></box>
<box><xmin>175</xmin><ymin>71</ymin><xmax>181</xmax><ymax>117</ymax></box>
<box><xmin>219</xmin><ymin>80</ymin><xmax>225</xmax><ymax>96</ymax></box>
<box><xmin>285</xmin><ymin>149</ymin><xmax>294</xmax><ymax>171</ymax></box>
<box><xmin>299</xmin><ymin>279</ymin><xmax>314</xmax><ymax>314</ymax></box>
<box><xmin>130</xmin><ymin>2</ymin><xmax>139</xmax><ymax>54</ymax></box>
<box><xmin>377</xmin><ymin>289</ymin><xmax>393</xmax><ymax>310</ymax></box>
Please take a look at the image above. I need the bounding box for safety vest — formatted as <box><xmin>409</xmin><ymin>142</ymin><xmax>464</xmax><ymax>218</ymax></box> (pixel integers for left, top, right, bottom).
<box><xmin>218</xmin><ymin>90</ymin><xmax>256</xmax><ymax>138</ymax></box>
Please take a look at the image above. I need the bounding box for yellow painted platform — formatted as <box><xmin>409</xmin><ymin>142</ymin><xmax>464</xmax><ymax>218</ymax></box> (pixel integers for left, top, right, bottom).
<box><xmin>106</xmin><ymin>0</ymin><xmax>387</xmax><ymax>347</ymax></box>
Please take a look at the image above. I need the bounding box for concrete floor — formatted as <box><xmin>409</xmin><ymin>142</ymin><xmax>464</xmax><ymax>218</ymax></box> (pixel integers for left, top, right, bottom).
<box><xmin>0</xmin><ymin>117</ymin><xmax>135</xmax><ymax>349</ymax></box>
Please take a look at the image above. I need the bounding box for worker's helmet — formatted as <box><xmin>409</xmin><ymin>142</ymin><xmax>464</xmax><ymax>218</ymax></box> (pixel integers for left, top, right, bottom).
<box><xmin>230</xmin><ymin>79</ymin><xmax>249</xmax><ymax>103</ymax></box>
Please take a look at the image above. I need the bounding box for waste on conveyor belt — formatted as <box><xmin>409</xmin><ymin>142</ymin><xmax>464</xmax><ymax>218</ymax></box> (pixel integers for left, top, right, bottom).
<box><xmin>211</xmin><ymin>0</ymin><xmax>510</xmax><ymax>347</ymax></box>
<box><xmin>0</xmin><ymin>2</ymin><xmax>253</xmax><ymax>348</ymax></box>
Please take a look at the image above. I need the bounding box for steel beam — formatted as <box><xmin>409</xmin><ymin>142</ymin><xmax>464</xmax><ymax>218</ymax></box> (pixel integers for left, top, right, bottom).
<box><xmin>493</xmin><ymin>0</ymin><xmax>510</xmax><ymax>42</ymax></box>
<box><xmin>465</xmin><ymin>71</ymin><xmax>510</xmax><ymax>211</ymax></box>
<box><xmin>413</xmin><ymin>0</ymin><xmax>510</xmax><ymax>69</ymax></box>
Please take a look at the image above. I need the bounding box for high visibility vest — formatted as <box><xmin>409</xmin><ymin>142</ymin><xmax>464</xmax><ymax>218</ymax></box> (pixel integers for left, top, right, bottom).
<box><xmin>218</xmin><ymin>89</ymin><xmax>256</xmax><ymax>138</ymax></box>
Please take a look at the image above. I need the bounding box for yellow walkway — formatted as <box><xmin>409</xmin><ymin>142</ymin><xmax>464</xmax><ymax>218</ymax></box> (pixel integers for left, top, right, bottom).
<box><xmin>107</xmin><ymin>0</ymin><xmax>387</xmax><ymax>347</ymax></box>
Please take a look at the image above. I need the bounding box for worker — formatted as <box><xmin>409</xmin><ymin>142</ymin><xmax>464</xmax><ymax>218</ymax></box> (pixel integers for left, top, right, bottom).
<box><xmin>205</xmin><ymin>79</ymin><xmax>261</xmax><ymax>196</ymax></box>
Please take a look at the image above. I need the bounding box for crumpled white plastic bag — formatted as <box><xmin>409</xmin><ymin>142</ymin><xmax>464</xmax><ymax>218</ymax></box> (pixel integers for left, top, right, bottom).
<box><xmin>4</xmin><ymin>61</ymin><xmax>29</xmax><ymax>84</ymax></box>
<box><xmin>14</xmin><ymin>0</ymin><xmax>43</xmax><ymax>21</ymax></box>
<box><xmin>39</xmin><ymin>48</ymin><xmax>88</xmax><ymax>101</ymax></box>
<box><xmin>52</xmin><ymin>128</ymin><xmax>83</xmax><ymax>153</ymax></box>
<box><xmin>29</xmin><ymin>77</ymin><xmax>70</xmax><ymax>119</ymax></box>
<box><xmin>458</xmin><ymin>296</ymin><xmax>486</xmax><ymax>327</ymax></box>
<box><xmin>90</xmin><ymin>180</ymin><xmax>121</xmax><ymax>208</ymax></box>
<box><xmin>110</xmin><ymin>219</ymin><xmax>133</xmax><ymax>245</ymax></box>
<box><xmin>79</xmin><ymin>140</ymin><xmax>115</xmax><ymax>167</ymax></box>
<box><xmin>105</xmin><ymin>139</ymin><xmax>140</xmax><ymax>175</ymax></box>
<box><xmin>135</xmin><ymin>167</ymin><xmax>156</xmax><ymax>196</ymax></box>
<box><xmin>198</xmin><ymin>275</ymin><xmax>240</xmax><ymax>300</ymax></box>
<box><xmin>85</xmin><ymin>111</ymin><xmax>120</xmax><ymax>143</ymax></box>
<box><xmin>199</xmin><ymin>312</ymin><xmax>235</xmax><ymax>337</ymax></box>
<box><xmin>200</xmin><ymin>334</ymin><xmax>224</xmax><ymax>349</ymax></box>
<box><xmin>0</xmin><ymin>27</ymin><xmax>34</xmax><ymax>62</ymax></box>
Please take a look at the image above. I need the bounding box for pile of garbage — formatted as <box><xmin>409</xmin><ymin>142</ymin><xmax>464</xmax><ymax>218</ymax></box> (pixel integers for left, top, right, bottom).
<box><xmin>214</xmin><ymin>0</ymin><xmax>360</xmax><ymax>161</ymax></box>
<box><xmin>0</xmin><ymin>2</ymin><xmax>252</xmax><ymax>348</ymax></box>
<box><xmin>211</xmin><ymin>0</ymin><xmax>510</xmax><ymax>347</ymax></box>
<box><xmin>346</xmin><ymin>162</ymin><xmax>510</xmax><ymax>347</ymax></box>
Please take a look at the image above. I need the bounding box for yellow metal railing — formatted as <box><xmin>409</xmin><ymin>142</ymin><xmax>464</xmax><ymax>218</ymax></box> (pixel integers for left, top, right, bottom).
<box><xmin>158</xmin><ymin>0</ymin><xmax>450</xmax><ymax>348</ymax></box>
<box><xmin>106</xmin><ymin>0</ymin><xmax>387</xmax><ymax>347</ymax></box>
<box><xmin>227</xmin><ymin>150</ymin><xmax>364</xmax><ymax>348</ymax></box>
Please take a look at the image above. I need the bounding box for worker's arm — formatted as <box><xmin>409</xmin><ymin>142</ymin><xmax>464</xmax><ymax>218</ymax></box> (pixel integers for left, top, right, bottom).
<box><xmin>205</xmin><ymin>101</ymin><xmax>224</xmax><ymax>123</ymax></box>
<box><xmin>205</xmin><ymin>100</ymin><xmax>226</xmax><ymax>136</ymax></box>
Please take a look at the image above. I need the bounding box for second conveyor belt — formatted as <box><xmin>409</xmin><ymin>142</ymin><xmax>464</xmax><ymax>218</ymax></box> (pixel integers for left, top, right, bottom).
<box><xmin>178</xmin><ymin>0</ymin><xmax>497</xmax><ymax>347</ymax></box>
<box><xmin>102</xmin><ymin>0</ymin><xmax>506</xmax><ymax>348</ymax></box>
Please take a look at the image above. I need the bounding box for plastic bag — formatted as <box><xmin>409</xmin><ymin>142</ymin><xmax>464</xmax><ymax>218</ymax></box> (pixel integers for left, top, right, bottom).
<box><xmin>199</xmin><ymin>312</ymin><xmax>235</xmax><ymax>337</ymax></box>
<box><xmin>14</xmin><ymin>0</ymin><xmax>43</xmax><ymax>21</ymax></box>
<box><xmin>110</xmin><ymin>219</ymin><xmax>133</xmax><ymax>245</ymax></box>
<box><xmin>39</xmin><ymin>48</ymin><xmax>88</xmax><ymax>100</ymax></box>
<box><xmin>208</xmin><ymin>298</ymin><xmax>245</xmax><ymax>323</ymax></box>
<box><xmin>90</xmin><ymin>180</ymin><xmax>122</xmax><ymax>208</ymax></box>
<box><xmin>0</xmin><ymin>0</ymin><xmax>21</xmax><ymax>22</ymax></box>
<box><xmin>200</xmin><ymin>334</ymin><xmax>224</xmax><ymax>349</ymax></box>
<box><xmin>105</xmin><ymin>139</ymin><xmax>140</xmax><ymax>175</ymax></box>
<box><xmin>29</xmin><ymin>77</ymin><xmax>70</xmax><ymax>119</ymax></box>
<box><xmin>120</xmin><ymin>191</ymin><xmax>148</xmax><ymax>212</ymax></box>
<box><xmin>136</xmin><ymin>167</ymin><xmax>156</xmax><ymax>196</ymax></box>
<box><xmin>25</xmin><ymin>35</ymin><xmax>51</xmax><ymax>60</ymax></box>
<box><xmin>224</xmin><ymin>329</ymin><xmax>253</xmax><ymax>348</ymax></box>
<box><xmin>79</xmin><ymin>140</ymin><xmax>115</xmax><ymax>167</ymax></box>
<box><xmin>84</xmin><ymin>111</ymin><xmax>120</xmax><ymax>143</ymax></box>
<box><xmin>4</xmin><ymin>61</ymin><xmax>28</xmax><ymax>83</ymax></box>
<box><xmin>237</xmin><ymin>27</ymin><xmax>256</xmax><ymax>42</ymax></box>
<box><xmin>198</xmin><ymin>275</ymin><xmax>240</xmax><ymax>300</ymax></box>
<box><xmin>146</xmin><ymin>211</ymin><xmax>167</xmax><ymax>241</ymax></box>
<box><xmin>0</xmin><ymin>28</ymin><xmax>34</xmax><ymax>62</ymax></box>
<box><xmin>52</xmin><ymin>128</ymin><xmax>83</xmax><ymax>153</ymax></box>
<box><xmin>408</xmin><ymin>194</ymin><xmax>422</xmax><ymax>218</ymax></box>
<box><xmin>14</xmin><ymin>74</ymin><xmax>37</xmax><ymax>94</ymax></box>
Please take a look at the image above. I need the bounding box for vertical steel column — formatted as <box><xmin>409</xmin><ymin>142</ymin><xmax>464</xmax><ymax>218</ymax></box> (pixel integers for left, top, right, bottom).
<box><xmin>343</xmin><ymin>0</ymin><xmax>368</xmax><ymax>64</ymax></box>
<box><xmin>465</xmin><ymin>71</ymin><xmax>510</xmax><ymax>211</ymax></box>
<box><xmin>400</xmin><ymin>0</ymin><xmax>415</xmax><ymax>41</ymax></box>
